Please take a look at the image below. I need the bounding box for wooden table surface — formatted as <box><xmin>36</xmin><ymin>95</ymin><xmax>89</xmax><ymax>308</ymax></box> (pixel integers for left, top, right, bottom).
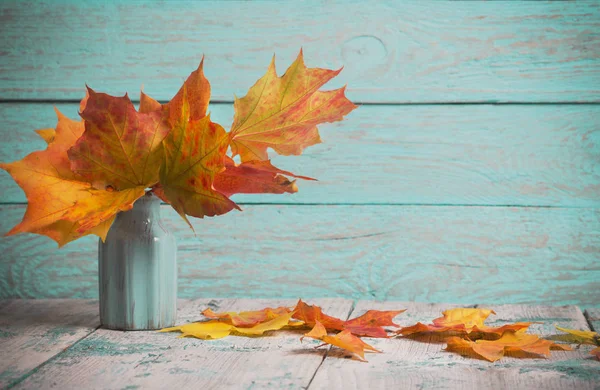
<box><xmin>1</xmin><ymin>299</ymin><xmax>598</xmax><ymax>390</ymax></box>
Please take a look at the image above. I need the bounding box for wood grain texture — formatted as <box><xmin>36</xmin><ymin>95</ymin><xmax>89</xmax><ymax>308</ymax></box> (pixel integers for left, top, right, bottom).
<box><xmin>1</xmin><ymin>205</ymin><xmax>598</xmax><ymax>308</ymax></box>
<box><xmin>0</xmin><ymin>299</ymin><xmax>99</xmax><ymax>388</ymax></box>
<box><xmin>1</xmin><ymin>1</ymin><xmax>599</xmax><ymax>102</ymax></box>
<box><xmin>13</xmin><ymin>298</ymin><xmax>353</xmax><ymax>390</ymax></box>
<box><xmin>310</xmin><ymin>301</ymin><xmax>599</xmax><ymax>389</ymax></box>
<box><xmin>2</xmin><ymin>103</ymin><xmax>599</xmax><ymax>207</ymax></box>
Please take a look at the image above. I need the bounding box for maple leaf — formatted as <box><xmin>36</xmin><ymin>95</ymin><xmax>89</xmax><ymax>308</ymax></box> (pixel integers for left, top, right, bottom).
<box><xmin>398</xmin><ymin>308</ymin><xmax>532</xmax><ymax>338</ymax></box>
<box><xmin>229</xmin><ymin>49</ymin><xmax>357</xmax><ymax>162</ymax></box>
<box><xmin>158</xmin><ymin>98</ymin><xmax>239</xmax><ymax>225</ymax></box>
<box><xmin>232</xmin><ymin>311</ymin><xmax>296</xmax><ymax>336</ymax></box>
<box><xmin>213</xmin><ymin>156</ymin><xmax>315</xmax><ymax>197</ymax></box>
<box><xmin>445</xmin><ymin>330</ymin><xmax>571</xmax><ymax>362</ymax></box>
<box><xmin>160</xmin><ymin>311</ymin><xmax>296</xmax><ymax>340</ymax></box>
<box><xmin>140</xmin><ymin>60</ymin><xmax>239</xmax><ymax>224</ymax></box>
<box><xmin>165</xmin><ymin>57</ymin><xmax>211</xmax><ymax>124</ymax></box>
<box><xmin>302</xmin><ymin>321</ymin><xmax>381</xmax><ymax>362</ymax></box>
<box><xmin>202</xmin><ymin>306</ymin><xmax>292</xmax><ymax>328</ymax></box>
<box><xmin>138</xmin><ymin>56</ymin><xmax>209</xmax><ymax>120</ymax></box>
<box><xmin>1</xmin><ymin>108</ymin><xmax>144</xmax><ymax>246</ymax></box>
<box><xmin>68</xmin><ymin>87</ymin><xmax>170</xmax><ymax>191</ymax></box>
<box><xmin>160</xmin><ymin>320</ymin><xmax>234</xmax><ymax>340</ymax></box>
<box><xmin>555</xmin><ymin>326</ymin><xmax>600</xmax><ymax>360</ymax></box>
<box><xmin>343</xmin><ymin>309</ymin><xmax>406</xmax><ymax>338</ymax></box>
<box><xmin>292</xmin><ymin>299</ymin><xmax>346</xmax><ymax>331</ymax></box>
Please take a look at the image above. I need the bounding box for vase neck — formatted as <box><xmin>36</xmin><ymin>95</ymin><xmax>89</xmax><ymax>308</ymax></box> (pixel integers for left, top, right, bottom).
<box><xmin>116</xmin><ymin>192</ymin><xmax>161</xmax><ymax>224</ymax></box>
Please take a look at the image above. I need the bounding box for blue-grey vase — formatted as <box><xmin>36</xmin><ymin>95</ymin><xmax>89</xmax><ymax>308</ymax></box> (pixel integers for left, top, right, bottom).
<box><xmin>98</xmin><ymin>192</ymin><xmax>177</xmax><ymax>330</ymax></box>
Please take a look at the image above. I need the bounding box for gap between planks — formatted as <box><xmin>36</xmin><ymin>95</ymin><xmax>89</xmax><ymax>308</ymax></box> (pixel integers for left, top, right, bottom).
<box><xmin>304</xmin><ymin>300</ymin><xmax>358</xmax><ymax>390</ymax></box>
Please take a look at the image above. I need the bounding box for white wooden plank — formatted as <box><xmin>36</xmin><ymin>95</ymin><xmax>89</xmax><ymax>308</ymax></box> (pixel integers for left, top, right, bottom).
<box><xmin>1</xmin><ymin>205</ymin><xmax>598</xmax><ymax>308</ymax></box>
<box><xmin>309</xmin><ymin>301</ymin><xmax>599</xmax><ymax>390</ymax></box>
<box><xmin>14</xmin><ymin>298</ymin><xmax>353</xmax><ymax>390</ymax></box>
<box><xmin>1</xmin><ymin>1</ymin><xmax>599</xmax><ymax>102</ymax></box>
<box><xmin>0</xmin><ymin>299</ymin><xmax>99</xmax><ymax>388</ymax></box>
<box><xmin>2</xmin><ymin>103</ymin><xmax>599</xmax><ymax>207</ymax></box>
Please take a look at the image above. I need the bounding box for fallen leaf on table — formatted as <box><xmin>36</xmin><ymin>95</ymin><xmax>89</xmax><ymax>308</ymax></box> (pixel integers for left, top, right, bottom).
<box><xmin>160</xmin><ymin>311</ymin><xmax>296</xmax><ymax>339</ymax></box>
<box><xmin>292</xmin><ymin>300</ymin><xmax>405</xmax><ymax>337</ymax></box>
<box><xmin>555</xmin><ymin>326</ymin><xmax>600</xmax><ymax>361</ymax></box>
<box><xmin>202</xmin><ymin>306</ymin><xmax>292</xmax><ymax>327</ymax></box>
<box><xmin>233</xmin><ymin>312</ymin><xmax>296</xmax><ymax>336</ymax></box>
<box><xmin>160</xmin><ymin>320</ymin><xmax>234</xmax><ymax>340</ymax></box>
<box><xmin>555</xmin><ymin>326</ymin><xmax>599</xmax><ymax>345</ymax></box>
<box><xmin>292</xmin><ymin>299</ymin><xmax>346</xmax><ymax>331</ymax></box>
<box><xmin>344</xmin><ymin>309</ymin><xmax>406</xmax><ymax>338</ymax></box>
<box><xmin>398</xmin><ymin>308</ymin><xmax>532</xmax><ymax>338</ymax></box>
<box><xmin>445</xmin><ymin>330</ymin><xmax>572</xmax><ymax>362</ymax></box>
<box><xmin>302</xmin><ymin>321</ymin><xmax>381</xmax><ymax>362</ymax></box>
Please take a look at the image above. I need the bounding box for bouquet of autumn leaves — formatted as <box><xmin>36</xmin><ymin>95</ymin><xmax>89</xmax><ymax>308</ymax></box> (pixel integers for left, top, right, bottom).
<box><xmin>1</xmin><ymin>51</ymin><xmax>356</xmax><ymax>246</ymax></box>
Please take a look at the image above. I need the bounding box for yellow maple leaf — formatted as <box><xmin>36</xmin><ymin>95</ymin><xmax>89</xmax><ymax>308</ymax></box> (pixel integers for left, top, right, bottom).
<box><xmin>159</xmin><ymin>312</ymin><xmax>296</xmax><ymax>340</ymax></box>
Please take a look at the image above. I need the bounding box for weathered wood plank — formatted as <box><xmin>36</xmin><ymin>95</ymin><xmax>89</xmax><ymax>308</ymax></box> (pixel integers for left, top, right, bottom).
<box><xmin>0</xmin><ymin>299</ymin><xmax>99</xmax><ymax>388</ymax></box>
<box><xmin>1</xmin><ymin>205</ymin><xmax>598</xmax><ymax>308</ymax></box>
<box><xmin>584</xmin><ymin>308</ymin><xmax>600</xmax><ymax>332</ymax></box>
<box><xmin>2</xmin><ymin>103</ymin><xmax>599</xmax><ymax>207</ymax></box>
<box><xmin>13</xmin><ymin>298</ymin><xmax>353</xmax><ymax>390</ymax></box>
<box><xmin>1</xmin><ymin>1</ymin><xmax>599</xmax><ymax>102</ymax></box>
<box><xmin>309</xmin><ymin>301</ymin><xmax>599</xmax><ymax>389</ymax></box>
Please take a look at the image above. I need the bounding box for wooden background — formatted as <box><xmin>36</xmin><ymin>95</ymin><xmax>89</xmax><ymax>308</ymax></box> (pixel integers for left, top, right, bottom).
<box><xmin>0</xmin><ymin>1</ymin><xmax>598</xmax><ymax>307</ymax></box>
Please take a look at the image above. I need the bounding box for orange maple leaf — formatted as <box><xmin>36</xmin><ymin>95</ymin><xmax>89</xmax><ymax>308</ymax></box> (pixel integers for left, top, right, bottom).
<box><xmin>343</xmin><ymin>309</ymin><xmax>406</xmax><ymax>338</ymax></box>
<box><xmin>302</xmin><ymin>321</ymin><xmax>381</xmax><ymax>362</ymax></box>
<box><xmin>229</xmin><ymin>49</ymin><xmax>357</xmax><ymax>162</ymax></box>
<box><xmin>68</xmin><ymin>87</ymin><xmax>170</xmax><ymax>191</ymax></box>
<box><xmin>446</xmin><ymin>330</ymin><xmax>571</xmax><ymax>362</ymax></box>
<box><xmin>398</xmin><ymin>308</ymin><xmax>533</xmax><ymax>338</ymax></box>
<box><xmin>292</xmin><ymin>299</ymin><xmax>347</xmax><ymax>331</ymax></box>
<box><xmin>1</xmin><ymin>108</ymin><xmax>144</xmax><ymax>246</ymax></box>
<box><xmin>201</xmin><ymin>306</ymin><xmax>292</xmax><ymax>328</ymax></box>
<box><xmin>158</xmin><ymin>97</ymin><xmax>239</xmax><ymax>225</ymax></box>
<box><xmin>140</xmin><ymin>62</ymin><xmax>239</xmax><ymax>224</ymax></box>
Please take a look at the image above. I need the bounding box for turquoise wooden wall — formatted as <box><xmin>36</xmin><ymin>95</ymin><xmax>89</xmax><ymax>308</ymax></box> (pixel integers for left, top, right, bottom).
<box><xmin>0</xmin><ymin>1</ymin><xmax>598</xmax><ymax>307</ymax></box>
